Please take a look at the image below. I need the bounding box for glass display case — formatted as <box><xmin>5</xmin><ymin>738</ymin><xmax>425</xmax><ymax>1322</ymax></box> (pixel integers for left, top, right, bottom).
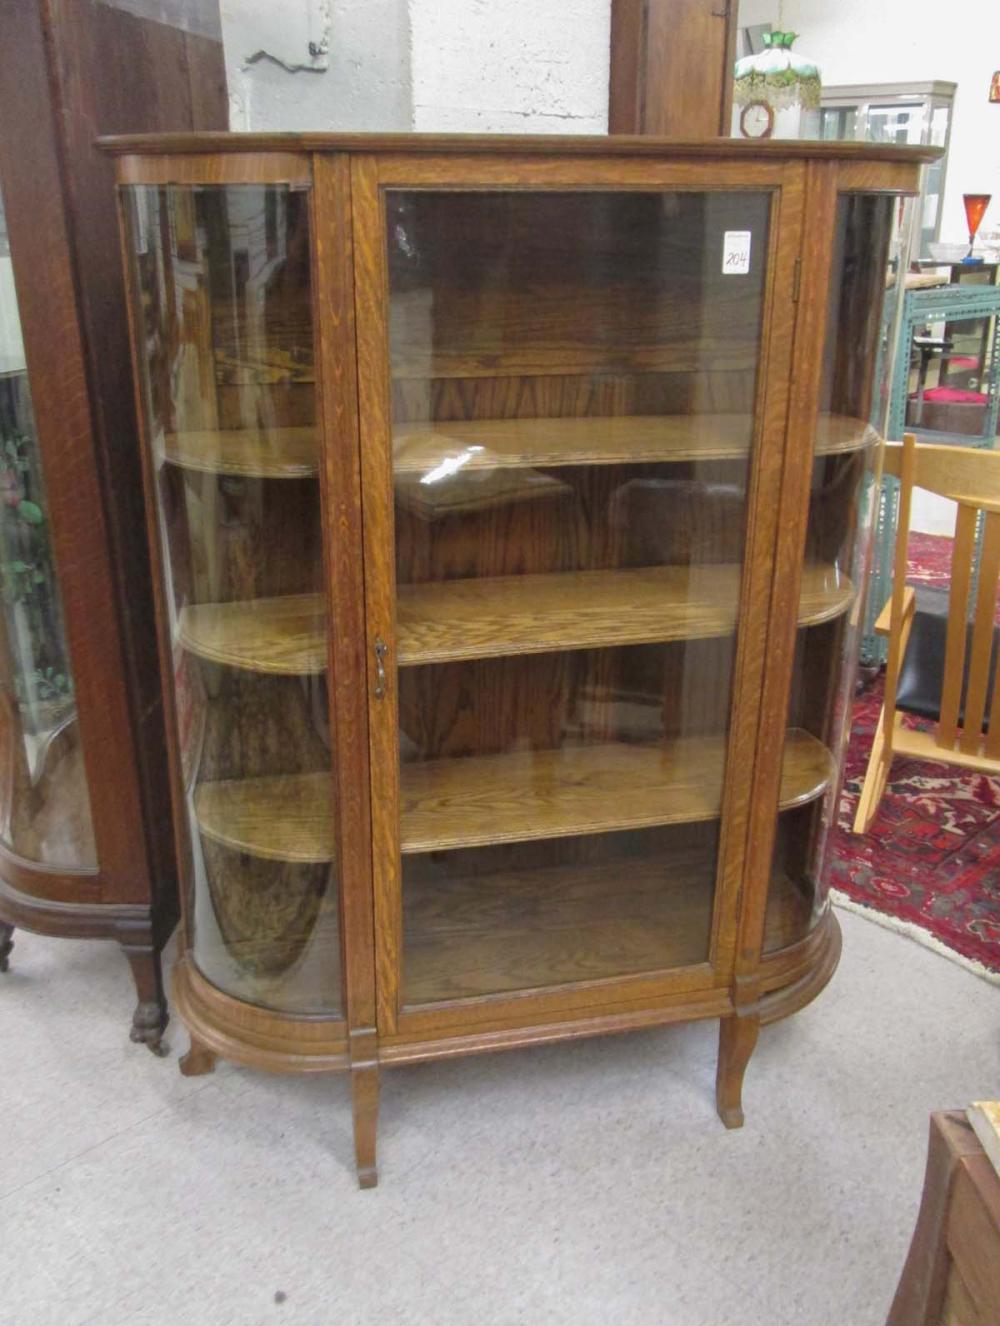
<box><xmin>0</xmin><ymin>185</ymin><xmax>95</xmax><ymax>876</ymax></box>
<box><xmin>111</xmin><ymin>134</ymin><xmax>931</xmax><ymax>1185</ymax></box>
<box><xmin>0</xmin><ymin>0</ymin><xmax>227</xmax><ymax>1049</ymax></box>
<box><xmin>821</xmin><ymin>81</ymin><xmax>954</xmax><ymax>259</ymax></box>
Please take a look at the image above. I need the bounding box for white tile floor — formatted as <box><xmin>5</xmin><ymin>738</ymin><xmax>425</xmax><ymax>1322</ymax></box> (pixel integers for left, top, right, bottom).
<box><xmin>1</xmin><ymin>909</ymin><xmax>998</xmax><ymax>1326</ymax></box>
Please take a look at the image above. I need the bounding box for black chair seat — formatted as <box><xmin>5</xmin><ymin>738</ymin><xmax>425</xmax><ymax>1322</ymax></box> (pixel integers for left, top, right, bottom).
<box><xmin>896</xmin><ymin>591</ymin><xmax>1000</xmax><ymax>732</ymax></box>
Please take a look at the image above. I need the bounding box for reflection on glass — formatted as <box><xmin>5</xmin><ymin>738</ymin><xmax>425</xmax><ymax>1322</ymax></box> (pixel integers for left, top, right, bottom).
<box><xmin>385</xmin><ymin>189</ymin><xmax>799</xmax><ymax>1004</ymax></box>
<box><xmin>766</xmin><ymin>194</ymin><xmax>902</xmax><ymax>951</ymax></box>
<box><xmin>0</xmin><ymin>182</ymin><xmax>95</xmax><ymax>868</ymax></box>
<box><xmin>125</xmin><ymin>184</ymin><xmax>341</xmax><ymax>1015</ymax></box>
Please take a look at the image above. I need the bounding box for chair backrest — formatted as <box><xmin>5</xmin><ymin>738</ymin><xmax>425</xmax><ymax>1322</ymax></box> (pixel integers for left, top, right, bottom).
<box><xmin>884</xmin><ymin>434</ymin><xmax>1000</xmax><ymax>757</ymax></box>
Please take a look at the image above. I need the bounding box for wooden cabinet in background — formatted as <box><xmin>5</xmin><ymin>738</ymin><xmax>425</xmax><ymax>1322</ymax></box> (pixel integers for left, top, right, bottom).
<box><xmin>0</xmin><ymin>0</ymin><xmax>226</xmax><ymax>1050</ymax></box>
<box><xmin>107</xmin><ymin>133</ymin><xmax>934</xmax><ymax>1182</ymax></box>
<box><xmin>610</xmin><ymin>0</ymin><xmax>738</xmax><ymax>137</ymax></box>
<box><xmin>889</xmin><ymin>1112</ymin><xmax>1000</xmax><ymax>1325</ymax></box>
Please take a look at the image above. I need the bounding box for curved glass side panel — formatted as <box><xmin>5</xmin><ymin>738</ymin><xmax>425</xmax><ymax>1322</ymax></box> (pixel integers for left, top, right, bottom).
<box><xmin>765</xmin><ymin>193</ymin><xmax>909</xmax><ymax>952</ymax></box>
<box><xmin>125</xmin><ymin>184</ymin><xmax>341</xmax><ymax>1015</ymax></box>
<box><xmin>0</xmin><ymin>181</ymin><xmax>95</xmax><ymax>868</ymax></box>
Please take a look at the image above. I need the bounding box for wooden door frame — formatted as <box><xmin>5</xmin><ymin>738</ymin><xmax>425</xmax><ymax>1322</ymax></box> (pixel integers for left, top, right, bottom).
<box><xmin>735</xmin><ymin>160</ymin><xmax>924</xmax><ymax>1010</ymax></box>
<box><xmin>311</xmin><ymin>153</ymin><xmax>378</xmax><ymax>1064</ymax></box>
<box><xmin>352</xmin><ymin>152</ymin><xmax>807</xmax><ymax>1041</ymax></box>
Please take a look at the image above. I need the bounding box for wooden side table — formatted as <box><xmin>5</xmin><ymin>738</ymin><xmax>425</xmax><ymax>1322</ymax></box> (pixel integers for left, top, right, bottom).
<box><xmin>888</xmin><ymin>1111</ymin><xmax>1000</xmax><ymax>1324</ymax></box>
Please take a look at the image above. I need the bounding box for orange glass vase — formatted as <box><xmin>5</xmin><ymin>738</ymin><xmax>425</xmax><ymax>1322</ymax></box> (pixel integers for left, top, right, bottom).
<box><xmin>963</xmin><ymin>193</ymin><xmax>991</xmax><ymax>258</ymax></box>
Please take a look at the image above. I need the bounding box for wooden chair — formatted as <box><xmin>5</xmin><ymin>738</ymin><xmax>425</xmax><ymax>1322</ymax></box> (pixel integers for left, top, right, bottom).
<box><xmin>854</xmin><ymin>432</ymin><xmax>1000</xmax><ymax>834</ymax></box>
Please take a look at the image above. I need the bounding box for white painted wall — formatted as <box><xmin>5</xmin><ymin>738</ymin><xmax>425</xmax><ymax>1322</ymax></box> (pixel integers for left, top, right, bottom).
<box><xmin>738</xmin><ymin>0</ymin><xmax>1000</xmax><ymax>535</ymax></box>
<box><xmin>221</xmin><ymin>0</ymin><xmax>412</xmax><ymax>132</ymax></box>
<box><xmin>409</xmin><ymin>0</ymin><xmax>609</xmax><ymax>133</ymax></box>
<box><xmin>738</xmin><ymin>0</ymin><xmax>1000</xmax><ymax>245</ymax></box>
<box><xmin>223</xmin><ymin>0</ymin><xmax>992</xmax><ymax>533</ymax></box>
<box><xmin>220</xmin><ymin>0</ymin><xmax>609</xmax><ymax>133</ymax></box>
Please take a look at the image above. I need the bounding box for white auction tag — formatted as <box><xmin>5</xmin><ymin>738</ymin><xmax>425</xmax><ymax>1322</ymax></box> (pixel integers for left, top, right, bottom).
<box><xmin>722</xmin><ymin>231</ymin><xmax>752</xmax><ymax>275</ymax></box>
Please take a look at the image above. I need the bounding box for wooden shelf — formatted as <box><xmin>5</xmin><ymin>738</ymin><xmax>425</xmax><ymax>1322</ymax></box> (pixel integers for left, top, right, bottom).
<box><xmin>178</xmin><ymin>593</ymin><xmax>326</xmax><ymax>675</ymax></box>
<box><xmin>393</xmin><ymin>413</ymin><xmax>876</xmax><ymax>475</ymax></box>
<box><xmin>195</xmin><ymin>772</ymin><xmax>336</xmax><ymax>864</ymax></box>
<box><xmin>402</xmin><ymin>851</ymin><xmax>816</xmax><ymax>1003</ymax></box>
<box><xmin>192</xmin><ymin>728</ymin><xmax>835</xmax><ymax>862</ymax></box>
<box><xmin>156</xmin><ymin>413</ymin><xmax>875</xmax><ymax>480</ymax></box>
<box><xmin>397</xmin><ymin>563</ymin><xmax>854</xmax><ymax>664</ymax></box>
<box><xmin>403</xmin><ymin>849</ymin><xmax>714</xmax><ymax>1001</ymax></box>
<box><xmin>177</xmin><ymin>564</ymin><xmax>853</xmax><ymax>674</ymax></box>
<box><xmin>158</xmin><ymin>426</ymin><xmax>319</xmax><ymax>478</ymax></box>
<box><xmin>399</xmin><ymin>729</ymin><xmax>834</xmax><ymax>853</ymax></box>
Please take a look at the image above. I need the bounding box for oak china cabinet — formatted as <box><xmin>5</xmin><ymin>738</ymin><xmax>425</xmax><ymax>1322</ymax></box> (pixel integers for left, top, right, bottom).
<box><xmin>106</xmin><ymin>133</ymin><xmax>933</xmax><ymax>1183</ymax></box>
<box><xmin>0</xmin><ymin>0</ymin><xmax>226</xmax><ymax>1050</ymax></box>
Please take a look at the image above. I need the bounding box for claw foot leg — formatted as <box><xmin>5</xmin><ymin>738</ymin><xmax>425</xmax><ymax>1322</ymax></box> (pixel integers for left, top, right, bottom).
<box><xmin>0</xmin><ymin>923</ymin><xmax>12</xmax><ymax>974</ymax></box>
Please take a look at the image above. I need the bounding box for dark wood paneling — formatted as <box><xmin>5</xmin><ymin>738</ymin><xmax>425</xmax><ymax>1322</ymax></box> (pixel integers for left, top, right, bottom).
<box><xmin>42</xmin><ymin>0</ymin><xmax>228</xmax><ymax>924</ymax></box>
<box><xmin>0</xmin><ymin>0</ymin><xmax>226</xmax><ymax>1042</ymax></box>
<box><xmin>610</xmin><ymin>0</ymin><xmax>738</xmax><ymax>138</ymax></box>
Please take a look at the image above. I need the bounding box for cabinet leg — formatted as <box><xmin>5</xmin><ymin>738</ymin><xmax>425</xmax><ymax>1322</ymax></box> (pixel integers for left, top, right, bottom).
<box><xmin>716</xmin><ymin>1012</ymin><xmax>760</xmax><ymax>1130</ymax></box>
<box><xmin>122</xmin><ymin>943</ymin><xmax>168</xmax><ymax>1056</ymax></box>
<box><xmin>179</xmin><ymin>1034</ymin><xmax>217</xmax><ymax>1077</ymax></box>
<box><xmin>352</xmin><ymin>1064</ymin><xmax>379</xmax><ymax>1190</ymax></box>
<box><xmin>0</xmin><ymin>922</ymin><xmax>13</xmax><ymax>973</ymax></box>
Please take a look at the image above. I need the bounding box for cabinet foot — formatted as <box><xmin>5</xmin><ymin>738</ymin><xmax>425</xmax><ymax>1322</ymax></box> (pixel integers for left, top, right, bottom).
<box><xmin>352</xmin><ymin>1064</ymin><xmax>379</xmax><ymax>1189</ymax></box>
<box><xmin>179</xmin><ymin>1035</ymin><xmax>217</xmax><ymax>1077</ymax></box>
<box><xmin>716</xmin><ymin>1012</ymin><xmax>760</xmax><ymax>1129</ymax></box>
<box><xmin>0</xmin><ymin>922</ymin><xmax>12</xmax><ymax>973</ymax></box>
<box><xmin>122</xmin><ymin>943</ymin><xmax>168</xmax><ymax>1053</ymax></box>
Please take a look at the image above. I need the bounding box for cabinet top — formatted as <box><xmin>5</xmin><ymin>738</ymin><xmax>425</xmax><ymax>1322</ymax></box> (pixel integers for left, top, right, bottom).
<box><xmin>98</xmin><ymin>131</ymin><xmax>941</xmax><ymax>165</ymax></box>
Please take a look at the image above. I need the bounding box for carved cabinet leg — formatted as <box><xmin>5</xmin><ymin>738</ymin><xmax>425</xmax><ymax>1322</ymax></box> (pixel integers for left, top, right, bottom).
<box><xmin>179</xmin><ymin>1034</ymin><xmax>217</xmax><ymax>1077</ymax></box>
<box><xmin>0</xmin><ymin>922</ymin><xmax>13</xmax><ymax>973</ymax></box>
<box><xmin>122</xmin><ymin>942</ymin><xmax>168</xmax><ymax>1056</ymax></box>
<box><xmin>351</xmin><ymin>1063</ymin><xmax>380</xmax><ymax>1190</ymax></box>
<box><xmin>716</xmin><ymin>1012</ymin><xmax>760</xmax><ymax>1129</ymax></box>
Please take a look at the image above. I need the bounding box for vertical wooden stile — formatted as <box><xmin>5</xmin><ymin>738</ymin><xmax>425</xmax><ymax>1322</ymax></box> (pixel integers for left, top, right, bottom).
<box><xmin>310</xmin><ymin>153</ymin><xmax>378</xmax><ymax>1057</ymax></box>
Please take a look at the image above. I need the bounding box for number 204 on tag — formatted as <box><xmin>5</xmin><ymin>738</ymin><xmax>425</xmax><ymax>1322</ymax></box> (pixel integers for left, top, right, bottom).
<box><xmin>722</xmin><ymin>230</ymin><xmax>752</xmax><ymax>275</ymax></box>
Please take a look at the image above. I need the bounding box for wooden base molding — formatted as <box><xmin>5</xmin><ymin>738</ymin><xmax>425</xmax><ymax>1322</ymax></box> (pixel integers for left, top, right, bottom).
<box><xmin>172</xmin><ymin>956</ymin><xmax>350</xmax><ymax>1074</ymax></box>
<box><xmin>168</xmin><ymin>908</ymin><xmax>842</xmax><ymax>1184</ymax></box>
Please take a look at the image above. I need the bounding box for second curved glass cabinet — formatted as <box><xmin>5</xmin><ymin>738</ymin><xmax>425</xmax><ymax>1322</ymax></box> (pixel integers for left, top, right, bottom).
<box><xmin>0</xmin><ymin>181</ymin><xmax>95</xmax><ymax>874</ymax></box>
<box><xmin>113</xmin><ymin>135</ymin><xmax>931</xmax><ymax>1186</ymax></box>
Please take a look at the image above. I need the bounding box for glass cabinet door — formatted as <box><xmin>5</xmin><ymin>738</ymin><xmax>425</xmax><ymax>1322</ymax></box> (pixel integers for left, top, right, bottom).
<box><xmin>379</xmin><ymin>187</ymin><xmax>831</xmax><ymax>1008</ymax></box>
<box><xmin>0</xmin><ymin>181</ymin><xmax>95</xmax><ymax>869</ymax></box>
<box><xmin>125</xmin><ymin>183</ymin><xmax>342</xmax><ymax>1015</ymax></box>
<box><xmin>766</xmin><ymin>193</ymin><xmax>906</xmax><ymax>951</ymax></box>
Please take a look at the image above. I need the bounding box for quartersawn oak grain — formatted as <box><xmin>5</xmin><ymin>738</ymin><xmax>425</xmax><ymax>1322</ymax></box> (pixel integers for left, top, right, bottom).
<box><xmin>159</xmin><ymin>425</ymin><xmax>319</xmax><ymax>478</ymax></box>
<box><xmin>157</xmin><ymin>412</ymin><xmax>877</xmax><ymax>479</ymax></box>
<box><xmin>399</xmin><ymin>729</ymin><xmax>833</xmax><ymax>851</ymax></box>
<box><xmin>175</xmin><ymin>564</ymin><xmax>853</xmax><ymax>673</ymax></box>
<box><xmin>395</xmin><ymin>413</ymin><xmax>875</xmax><ymax>470</ymax></box>
<box><xmin>396</xmin><ymin>563</ymin><xmax>855</xmax><ymax>664</ymax></box>
<box><xmin>401</xmin><ymin>857</ymin><xmax>813</xmax><ymax>1004</ymax></box>
<box><xmin>192</xmin><ymin>727</ymin><xmax>835</xmax><ymax>861</ymax></box>
<box><xmin>178</xmin><ymin>593</ymin><xmax>327</xmax><ymax>674</ymax></box>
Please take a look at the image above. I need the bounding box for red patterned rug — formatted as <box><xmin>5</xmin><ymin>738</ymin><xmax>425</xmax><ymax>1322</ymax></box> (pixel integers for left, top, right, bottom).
<box><xmin>829</xmin><ymin>533</ymin><xmax>1000</xmax><ymax>980</ymax></box>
